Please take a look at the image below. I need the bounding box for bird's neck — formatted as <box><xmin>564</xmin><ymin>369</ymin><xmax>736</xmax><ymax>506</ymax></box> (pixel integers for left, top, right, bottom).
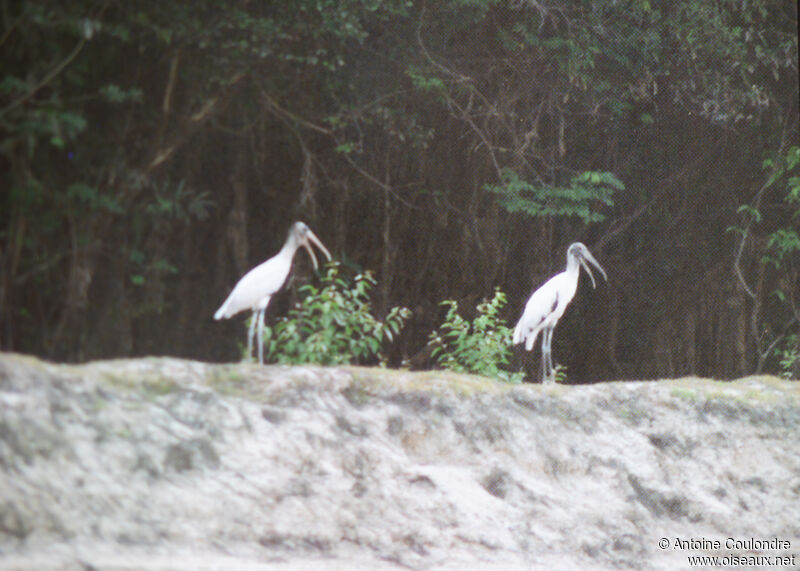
<box><xmin>565</xmin><ymin>254</ymin><xmax>581</xmax><ymax>276</ymax></box>
<box><xmin>279</xmin><ymin>239</ymin><xmax>300</xmax><ymax>258</ymax></box>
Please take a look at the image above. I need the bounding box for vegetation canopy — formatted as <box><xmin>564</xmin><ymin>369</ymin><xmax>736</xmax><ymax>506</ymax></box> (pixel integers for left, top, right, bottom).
<box><xmin>0</xmin><ymin>0</ymin><xmax>797</xmax><ymax>381</ymax></box>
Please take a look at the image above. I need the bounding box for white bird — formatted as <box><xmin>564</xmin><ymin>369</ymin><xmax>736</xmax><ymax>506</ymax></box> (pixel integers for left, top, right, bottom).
<box><xmin>512</xmin><ymin>242</ymin><xmax>607</xmax><ymax>383</ymax></box>
<box><xmin>214</xmin><ymin>221</ymin><xmax>331</xmax><ymax>364</ymax></box>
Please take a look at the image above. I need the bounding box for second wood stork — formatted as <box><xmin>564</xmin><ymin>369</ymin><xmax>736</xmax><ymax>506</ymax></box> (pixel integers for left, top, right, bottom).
<box><xmin>214</xmin><ymin>221</ymin><xmax>331</xmax><ymax>364</ymax></box>
<box><xmin>512</xmin><ymin>242</ymin><xmax>607</xmax><ymax>383</ymax></box>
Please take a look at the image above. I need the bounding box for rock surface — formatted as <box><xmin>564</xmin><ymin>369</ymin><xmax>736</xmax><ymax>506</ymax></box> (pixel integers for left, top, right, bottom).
<box><xmin>0</xmin><ymin>352</ymin><xmax>798</xmax><ymax>570</ymax></box>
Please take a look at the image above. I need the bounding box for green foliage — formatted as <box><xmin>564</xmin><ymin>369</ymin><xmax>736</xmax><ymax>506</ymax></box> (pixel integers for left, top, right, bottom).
<box><xmin>428</xmin><ymin>288</ymin><xmax>523</xmax><ymax>384</ymax></box>
<box><xmin>761</xmin><ymin>147</ymin><xmax>800</xmax><ymax>269</ymax></box>
<box><xmin>99</xmin><ymin>84</ymin><xmax>143</xmax><ymax>104</ymax></box>
<box><xmin>667</xmin><ymin>0</ymin><xmax>796</xmax><ymax>122</ymax></box>
<box><xmin>735</xmin><ymin>204</ymin><xmax>762</xmax><ymax>224</ymax></box>
<box><xmin>1</xmin><ymin>0</ymin><xmax>797</xmax><ymax>379</ymax></box>
<box><xmin>731</xmin><ymin>146</ymin><xmax>800</xmax><ymax>374</ymax></box>
<box><xmin>775</xmin><ymin>335</ymin><xmax>799</xmax><ymax>380</ymax></box>
<box><xmin>507</xmin><ymin>21</ymin><xmax>604</xmax><ymax>94</ymax></box>
<box><xmin>763</xmin><ymin>229</ymin><xmax>800</xmax><ymax>269</ymax></box>
<box><xmin>144</xmin><ymin>180</ymin><xmax>213</xmax><ymax>223</ymax></box>
<box><xmin>261</xmin><ymin>263</ymin><xmax>410</xmax><ymax>365</ymax></box>
<box><xmin>406</xmin><ymin>65</ymin><xmax>447</xmax><ymax>96</ymax></box>
<box><xmin>747</xmin><ymin>147</ymin><xmax>800</xmax><ymax>272</ymax></box>
<box><xmin>129</xmin><ymin>249</ymin><xmax>177</xmax><ymax>288</ymax></box>
<box><xmin>123</xmin><ymin>178</ymin><xmax>212</xmax><ymax>292</ymax></box>
<box><xmin>66</xmin><ymin>183</ymin><xmax>123</xmax><ymax>214</ymax></box>
<box><xmin>553</xmin><ymin>364</ymin><xmax>568</xmax><ymax>384</ymax></box>
<box><xmin>216</xmin><ymin>0</ymin><xmax>413</xmax><ymax>71</ymax></box>
<box><xmin>485</xmin><ymin>169</ymin><xmax>621</xmax><ymax>223</ymax></box>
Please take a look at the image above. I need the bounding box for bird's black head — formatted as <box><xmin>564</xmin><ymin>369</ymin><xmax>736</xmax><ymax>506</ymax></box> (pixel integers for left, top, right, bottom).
<box><xmin>568</xmin><ymin>242</ymin><xmax>589</xmax><ymax>259</ymax></box>
<box><xmin>288</xmin><ymin>221</ymin><xmax>331</xmax><ymax>269</ymax></box>
<box><xmin>290</xmin><ymin>221</ymin><xmax>310</xmax><ymax>239</ymax></box>
<box><xmin>567</xmin><ymin>242</ymin><xmax>607</xmax><ymax>287</ymax></box>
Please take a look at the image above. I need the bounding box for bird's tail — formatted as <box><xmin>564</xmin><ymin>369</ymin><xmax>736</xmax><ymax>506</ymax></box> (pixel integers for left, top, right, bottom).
<box><xmin>524</xmin><ymin>329</ymin><xmax>541</xmax><ymax>351</ymax></box>
<box><xmin>512</xmin><ymin>321</ymin><xmax>541</xmax><ymax>351</ymax></box>
<box><xmin>214</xmin><ymin>297</ymin><xmax>231</xmax><ymax>320</ymax></box>
<box><xmin>512</xmin><ymin>322</ymin><xmax>522</xmax><ymax>345</ymax></box>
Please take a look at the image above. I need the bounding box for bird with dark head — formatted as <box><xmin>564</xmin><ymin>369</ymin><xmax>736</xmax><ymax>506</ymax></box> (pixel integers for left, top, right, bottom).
<box><xmin>214</xmin><ymin>221</ymin><xmax>331</xmax><ymax>364</ymax></box>
<box><xmin>512</xmin><ymin>242</ymin><xmax>607</xmax><ymax>383</ymax></box>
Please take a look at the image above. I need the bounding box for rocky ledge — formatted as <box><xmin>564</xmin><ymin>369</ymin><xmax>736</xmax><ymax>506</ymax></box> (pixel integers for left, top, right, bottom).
<box><xmin>0</xmin><ymin>353</ymin><xmax>798</xmax><ymax>570</ymax></box>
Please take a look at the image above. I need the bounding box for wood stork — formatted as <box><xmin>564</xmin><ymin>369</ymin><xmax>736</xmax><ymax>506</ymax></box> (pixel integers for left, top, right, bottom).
<box><xmin>512</xmin><ymin>242</ymin><xmax>607</xmax><ymax>383</ymax></box>
<box><xmin>214</xmin><ymin>221</ymin><xmax>331</xmax><ymax>364</ymax></box>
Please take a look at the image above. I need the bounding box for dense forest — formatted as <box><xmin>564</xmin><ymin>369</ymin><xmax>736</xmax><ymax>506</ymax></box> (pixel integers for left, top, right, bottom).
<box><xmin>1</xmin><ymin>0</ymin><xmax>798</xmax><ymax>382</ymax></box>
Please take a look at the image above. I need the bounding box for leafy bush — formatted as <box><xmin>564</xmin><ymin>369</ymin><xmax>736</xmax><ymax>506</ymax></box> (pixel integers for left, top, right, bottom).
<box><xmin>427</xmin><ymin>288</ymin><xmax>524</xmax><ymax>384</ymax></box>
<box><xmin>484</xmin><ymin>169</ymin><xmax>622</xmax><ymax>224</ymax></box>
<box><xmin>553</xmin><ymin>364</ymin><xmax>568</xmax><ymax>384</ymax></box>
<box><xmin>761</xmin><ymin>147</ymin><xmax>800</xmax><ymax>270</ymax></box>
<box><xmin>776</xmin><ymin>335</ymin><xmax>799</xmax><ymax>380</ymax></box>
<box><xmin>730</xmin><ymin>145</ymin><xmax>800</xmax><ymax>373</ymax></box>
<box><xmin>260</xmin><ymin>262</ymin><xmax>410</xmax><ymax>365</ymax></box>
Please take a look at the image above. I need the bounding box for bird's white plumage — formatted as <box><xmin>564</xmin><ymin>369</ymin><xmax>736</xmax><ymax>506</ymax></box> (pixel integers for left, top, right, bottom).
<box><xmin>214</xmin><ymin>221</ymin><xmax>331</xmax><ymax>363</ymax></box>
<box><xmin>512</xmin><ymin>269</ymin><xmax>579</xmax><ymax>351</ymax></box>
<box><xmin>513</xmin><ymin>242</ymin><xmax>606</xmax><ymax>382</ymax></box>
<box><xmin>214</xmin><ymin>253</ymin><xmax>292</xmax><ymax>320</ymax></box>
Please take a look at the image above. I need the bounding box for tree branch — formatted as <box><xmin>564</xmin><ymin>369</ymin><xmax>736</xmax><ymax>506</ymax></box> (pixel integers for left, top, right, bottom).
<box><xmin>0</xmin><ymin>38</ymin><xmax>86</xmax><ymax>116</ymax></box>
<box><xmin>415</xmin><ymin>4</ymin><xmax>504</xmax><ymax>181</ymax></box>
<box><xmin>147</xmin><ymin>72</ymin><xmax>245</xmax><ymax>172</ymax></box>
<box><xmin>260</xmin><ymin>90</ymin><xmax>331</xmax><ymax>135</ymax></box>
<box><xmin>731</xmin><ymin>152</ymin><xmax>786</xmax><ymax>299</ymax></box>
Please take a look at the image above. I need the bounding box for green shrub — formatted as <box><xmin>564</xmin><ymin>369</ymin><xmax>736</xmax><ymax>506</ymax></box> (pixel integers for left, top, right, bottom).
<box><xmin>730</xmin><ymin>146</ymin><xmax>800</xmax><ymax>374</ymax></box>
<box><xmin>484</xmin><ymin>168</ymin><xmax>622</xmax><ymax>224</ymax></box>
<box><xmin>428</xmin><ymin>288</ymin><xmax>524</xmax><ymax>383</ymax></box>
<box><xmin>776</xmin><ymin>334</ymin><xmax>799</xmax><ymax>380</ymax></box>
<box><xmin>259</xmin><ymin>262</ymin><xmax>410</xmax><ymax>365</ymax></box>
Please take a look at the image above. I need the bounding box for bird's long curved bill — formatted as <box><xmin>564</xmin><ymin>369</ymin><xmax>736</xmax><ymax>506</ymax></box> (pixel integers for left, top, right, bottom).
<box><xmin>580</xmin><ymin>251</ymin><xmax>607</xmax><ymax>289</ymax></box>
<box><xmin>302</xmin><ymin>230</ymin><xmax>332</xmax><ymax>270</ymax></box>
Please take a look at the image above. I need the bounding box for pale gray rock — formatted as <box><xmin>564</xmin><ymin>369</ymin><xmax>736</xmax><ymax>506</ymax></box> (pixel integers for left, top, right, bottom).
<box><xmin>0</xmin><ymin>353</ymin><xmax>798</xmax><ymax>570</ymax></box>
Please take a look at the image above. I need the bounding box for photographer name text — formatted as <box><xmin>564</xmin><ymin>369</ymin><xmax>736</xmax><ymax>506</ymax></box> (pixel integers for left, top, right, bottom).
<box><xmin>667</xmin><ymin>537</ymin><xmax>791</xmax><ymax>551</ymax></box>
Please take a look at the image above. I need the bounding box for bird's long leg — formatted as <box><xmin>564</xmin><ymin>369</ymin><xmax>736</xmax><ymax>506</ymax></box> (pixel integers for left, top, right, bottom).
<box><xmin>541</xmin><ymin>329</ymin><xmax>549</xmax><ymax>384</ymax></box>
<box><xmin>247</xmin><ymin>313</ymin><xmax>257</xmax><ymax>361</ymax></box>
<box><xmin>542</xmin><ymin>329</ymin><xmax>550</xmax><ymax>384</ymax></box>
<box><xmin>543</xmin><ymin>327</ymin><xmax>554</xmax><ymax>383</ymax></box>
<box><xmin>256</xmin><ymin>308</ymin><xmax>266</xmax><ymax>365</ymax></box>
